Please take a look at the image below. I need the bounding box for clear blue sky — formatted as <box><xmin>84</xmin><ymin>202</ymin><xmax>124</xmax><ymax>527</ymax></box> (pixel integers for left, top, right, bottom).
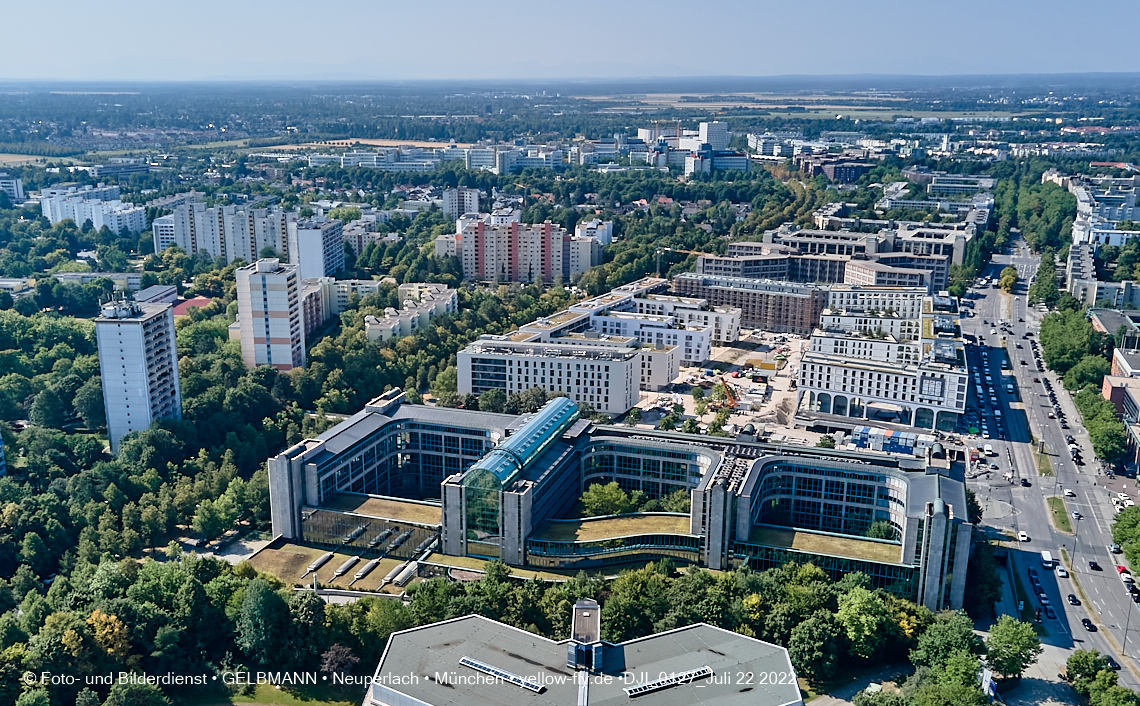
<box><xmin>6</xmin><ymin>0</ymin><xmax>1140</xmax><ymax>82</ymax></box>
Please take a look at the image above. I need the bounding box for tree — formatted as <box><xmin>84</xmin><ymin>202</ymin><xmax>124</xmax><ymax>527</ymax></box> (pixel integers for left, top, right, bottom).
<box><xmin>984</xmin><ymin>615</ymin><xmax>1042</xmax><ymax>679</ymax></box>
<box><xmin>865</xmin><ymin>520</ymin><xmax>896</xmax><ymax>540</ymax></box>
<box><xmin>1029</xmin><ymin>252</ymin><xmax>1060</xmax><ymax>306</ymax></box>
<box><xmin>1066</xmin><ymin>649</ymin><xmax>1110</xmax><ymax>698</ymax></box>
<box><xmin>478</xmin><ymin>388</ymin><xmax>507</xmax><ymax>413</ymax></box>
<box><xmin>73</xmin><ymin>376</ymin><xmax>106</xmax><ymax>429</ymax></box>
<box><xmin>966</xmin><ymin>489</ymin><xmax>983</xmax><ymax>525</ymax></box>
<box><xmin>909</xmin><ymin>611</ymin><xmax>982</xmax><ymax>668</ymax></box>
<box><xmin>235</xmin><ymin>578</ymin><xmax>290</xmax><ymax>666</ymax></box>
<box><xmin>626</xmin><ymin>407</ymin><xmax>642</xmax><ymax>426</ymax></box>
<box><xmin>836</xmin><ymin>586</ymin><xmax>895</xmax><ymax>660</ymax></box>
<box><xmin>1064</xmin><ymin>354</ymin><xmax>1110</xmax><ymax>391</ymax></box>
<box><xmin>816</xmin><ymin>434</ymin><xmax>836</xmax><ymax>448</ymax></box>
<box><xmin>15</xmin><ymin>690</ymin><xmax>51</xmax><ymax>706</ymax></box>
<box><xmin>999</xmin><ymin>266</ymin><xmax>1019</xmax><ymax>292</ymax></box>
<box><xmin>288</xmin><ymin>590</ymin><xmax>327</xmax><ymax>663</ymax></box>
<box><xmin>430</xmin><ymin>366</ymin><xmax>458</xmax><ymax>396</ymax></box>
<box><xmin>192</xmin><ymin>495</ymin><xmax>238</xmax><ymax>540</ymax></box>
<box><xmin>933</xmin><ymin>648</ymin><xmax>983</xmax><ymax>689</ymax></box>
<box><xmin>103</xmin><ymin>682</ymin><xmax>170</xmax><ymax>706</ymax></box>
<box><xmin>30</xmin><ymin>388</ymin><xmax>68</xmax><ymax>429</ymax></box>
<box><xmin>787</xmin><ymin>609</ymin><xmax>842</xmax><ymax>683</ymax></box>
<box><xmin>321</xmin><ymin>644</ymin><xmax>360</xmax><ymax>674</ymax></box>
<box><xmin>581</xmin><ymin>482</ymin><xmax>638</xmax><ymax>517</ymax></box>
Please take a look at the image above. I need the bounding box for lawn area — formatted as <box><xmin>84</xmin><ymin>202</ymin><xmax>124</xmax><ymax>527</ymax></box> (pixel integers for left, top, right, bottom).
<box><xmin>747</xmin><ymin>525</ymin><xmax>902</xmax><ymax>564</ymax></box>
<box><xmin>178</xmin><ymin>683</ymin><xmax>361</xmax><ymax>706</ymax></box>
<box><xmin>532</xmin><ymin>513</ymin><xmax>691</xmax><ymax>541</ymax></box>
<box><xmin>1037</xmin><ymin>449</ymin><xmax>1053</xmax><ymax>476</ymax></box>
<box><xmin>1047</xmin><ymin>497</ymin><xmax>1073</xmax><ymax>533</ymax></box>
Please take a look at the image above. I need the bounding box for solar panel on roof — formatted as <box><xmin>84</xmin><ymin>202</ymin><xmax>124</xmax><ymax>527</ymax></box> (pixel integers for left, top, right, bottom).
<box><xmin>459</xmin><ymin>656</ymin><xmax>545</xmax><ymax>693</ymax></box>
<box><xmin>623</xmin><ymin>666</ymin><xmax>713</xmax><ymax>697</ymax></box>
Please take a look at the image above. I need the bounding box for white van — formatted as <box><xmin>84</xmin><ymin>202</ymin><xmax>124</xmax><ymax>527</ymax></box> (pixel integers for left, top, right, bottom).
<box><xmin>984</xmin><ymin>444</ymin><xmax>994</xmax><ymax>456</ymax></box>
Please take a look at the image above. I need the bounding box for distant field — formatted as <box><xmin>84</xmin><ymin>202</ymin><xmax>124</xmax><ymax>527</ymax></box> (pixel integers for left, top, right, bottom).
<box><xmin>0</xmin><ymin>153</ymin><xmax>49</xmax><ymax>165</ymax></box>
<box><xmin>580</xmin><ymin>92</ymin><xmax>1028</xmax><ymax>120</ymax></box>
<box><xmin>258</xmin><ymin>138</ymin><xmax>474</xmax><ymax>151</ymax></box>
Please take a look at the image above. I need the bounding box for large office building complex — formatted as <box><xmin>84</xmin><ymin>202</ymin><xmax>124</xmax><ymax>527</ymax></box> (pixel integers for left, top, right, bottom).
<box><xmin>269</xmin><ymin>393</ymin><xmax>972</xmax><ymax>611</ymax></box>
<box><xmin>235</xmin><ymin>259</ymin><xmax>305</xmax><ymax>371</ymax></box>
<box><xmin>95</xmin><ymin>299</ymin><xmax>182</xmax><ymax>453</ymax></box>
<box><xmin>693</xmin><ymin>222</ymin><xmax>972</xmax><ymax>292</ymax></box>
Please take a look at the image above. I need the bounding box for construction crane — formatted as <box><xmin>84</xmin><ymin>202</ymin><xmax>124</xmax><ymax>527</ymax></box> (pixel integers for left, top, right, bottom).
<box><xmin>656</xmin><ymin>247</ymin><xmax>705</xmax><ymax>277</ymax></box>
<box><xmin>724</xmin><ymin>381</ymin><xmax>738</xmax><ymax>409</ymax></box>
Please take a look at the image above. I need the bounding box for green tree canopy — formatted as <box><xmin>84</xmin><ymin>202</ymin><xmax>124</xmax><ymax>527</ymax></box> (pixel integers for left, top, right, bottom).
<box><xmin>984</xmin><ymin>615</ymin><xmax>1042</xmax><ymax>679</ymax></box>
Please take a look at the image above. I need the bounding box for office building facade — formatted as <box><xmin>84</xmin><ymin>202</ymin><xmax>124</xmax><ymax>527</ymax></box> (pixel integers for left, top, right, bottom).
<box><xmin>269</xmin><ymin>394</ymin><xmax>971</xmax><ymax>611</ymax></box>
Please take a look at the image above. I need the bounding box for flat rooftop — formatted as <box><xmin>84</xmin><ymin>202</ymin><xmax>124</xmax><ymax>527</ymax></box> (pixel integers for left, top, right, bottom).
<box><xmin>746</xmin><ymin>524</ymin><xmax>903</xmax><ymax>565</ymax></box>
<box><xmin>370</xmin><ymin>615</ymin><xmax>800</xmax><ymax>706</ymax></box>
<box><xmin>532</xmin><ymin>514</ymin><xmax>692</xmax><ymax>542</ymax></box>
<box><xmin>319</xmin><ymin>492</ymin><xmax>442</xmax><ymax>526</ymax></box>
<box><xmin>523</xmin><ymin>309</ymin><xmax>590</xmax><ymax>330</ymax></box>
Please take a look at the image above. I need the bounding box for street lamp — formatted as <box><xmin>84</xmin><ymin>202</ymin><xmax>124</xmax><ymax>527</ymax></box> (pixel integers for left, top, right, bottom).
<box><xmin>1073</xmin><ymin>515</ymin><xmax>1083</xmax><ymax>567</ymax></box>
<box><xmin>1125</xmin><ymin>591</ymin><xmax>1135</xmax><ymax>660</ymax></box>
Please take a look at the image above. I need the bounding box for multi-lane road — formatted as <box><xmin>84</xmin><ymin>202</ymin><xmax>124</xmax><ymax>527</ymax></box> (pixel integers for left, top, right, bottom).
<box><xmin>965</xmin><ymin>242</ymin><xmax>1140</xmax><ymax>686</ymax></box>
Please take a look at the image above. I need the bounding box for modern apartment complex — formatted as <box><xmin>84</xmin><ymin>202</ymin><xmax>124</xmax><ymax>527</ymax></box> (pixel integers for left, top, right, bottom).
<box><xmin>235</xmin><ymin>259</ymin><xmax>305</xmax><ymax>371</ymax></box>
<box><xmin>0</xmin><ymin>173</ymin><xmax>24</xmax><ymax>204</ymax></box>
<box><xmin>693</xmin><ymin>224</ymin><xmax>971</xmax><ymax>292</ymax></box>
<box><xmin>797</xmin><ymin>294</ymin><xmax>968</xmax><ymax>432</ymax></box>
<box><xmin>160</xmin><ymin>202</ymin><xmax>298</xmax><ymax>264</ymax></box>
<box><xmin>673</xmin><ymin>273</ymin><xmax>831</xmax><ymax>334</ymax></box>
<box><xmin>95</xmin><ymin>299</ymin><xmax>182</xmax><ymax>453</ymax></box>
<box><xmin>268</xmin><ymin>393</ymin><xmax>971</xmax><ymax>611</ymax></box>
<box><xmin>435</xmin><ymin>212</ymin><xmax>602</xmax><ymax>283</ymax></box>
<box><xmin>41</xmin><ymin>182</ymin><xmax>146</xmax><ymax>233</ymax></box>
<box><xmin>287</xmin><ymin>217</ymin><xmax>345</xmax><ymax>281</ymax></box>
<box><xmin>441</xmin><ymin>187</ymin><xmax>480</xmax><ymax>218</ymax></box>
<box><xmin>574</xmin><ymin>218</ymin><xmax>614</xmax><ymax>245</ymax></box>
<box><xmin>364</xmin><ymin>283</ymin><xmax>458</xmax><ymax>343</ymax></box>
<box><xmin>298</xmin><ymin>277</ymin><xmax>387</xmax><ymax>336</ymax></box>
<box><xmin>456</xmin><ymin>277</ymin><xmax>738</xmax><ymax>410</ymax></box>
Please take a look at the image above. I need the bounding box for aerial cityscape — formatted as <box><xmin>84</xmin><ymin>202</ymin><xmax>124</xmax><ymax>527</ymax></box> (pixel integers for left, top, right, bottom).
<box><xmin>6</xmin><ymin>4</ymin><xmax>1140</xmax><ymax>706</ymax></box>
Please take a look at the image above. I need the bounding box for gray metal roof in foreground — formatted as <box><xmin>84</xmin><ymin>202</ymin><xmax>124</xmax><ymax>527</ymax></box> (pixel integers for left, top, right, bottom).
<box><xmin>367</xmin><ymin>614</ymin><xmax>802</xmax><ymax>706</ymax></box>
